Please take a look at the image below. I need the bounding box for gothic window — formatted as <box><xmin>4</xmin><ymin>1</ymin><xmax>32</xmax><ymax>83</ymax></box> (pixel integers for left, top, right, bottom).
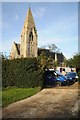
<box><xmin>29</xmin><ymin>31</ymin><xmax>33</xmax><ymax>41</ymax></box>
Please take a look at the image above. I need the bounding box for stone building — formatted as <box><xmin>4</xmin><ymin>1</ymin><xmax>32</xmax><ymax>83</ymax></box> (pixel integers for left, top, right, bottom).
<box><xmin>9</xmin><ymin>6</ymin><xmax>65</xmax><ymax>63</ymax></box>
<box><xmin>10</xmin><ymin>7</ymin><xmax>38</xmax><ymax>59</ymax></box>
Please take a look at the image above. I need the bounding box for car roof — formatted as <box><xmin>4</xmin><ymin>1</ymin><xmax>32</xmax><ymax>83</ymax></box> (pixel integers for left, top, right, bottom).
<box><xmin>45</xmin><ymin>69</ymin><xmax>54</xmax><ymax>71</ymax></box>
<box><xmin>45</xmin><ymin>69</ymin><xmax>63</xmax><ymax>75</ymax></box>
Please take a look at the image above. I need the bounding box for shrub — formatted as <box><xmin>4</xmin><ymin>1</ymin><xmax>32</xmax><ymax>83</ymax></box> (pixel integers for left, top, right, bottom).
<box><xmin>2</xmin><ymin>58</ymin><xmax>44</xmax><ymax>88</ymax></box>
<box><xmin>77</xmin><ymin>71</ymin><xmax>80</xmax><ymax>83</ymax></box>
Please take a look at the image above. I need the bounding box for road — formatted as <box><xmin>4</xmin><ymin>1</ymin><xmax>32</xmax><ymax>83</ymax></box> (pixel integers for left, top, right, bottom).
<box><xmin>2</xmin><ymin>82</ymin><xmax>80</xmax><ymax>118</ymax></box>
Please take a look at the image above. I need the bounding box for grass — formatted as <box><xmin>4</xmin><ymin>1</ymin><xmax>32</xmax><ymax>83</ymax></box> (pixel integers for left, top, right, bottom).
<box><xmin>2</xmin><ymin>86</ymin><xmax>41</xmax><ymax>107</ymax></box>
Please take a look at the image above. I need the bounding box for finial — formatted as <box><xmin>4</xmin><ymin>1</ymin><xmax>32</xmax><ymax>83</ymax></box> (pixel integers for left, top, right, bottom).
<box><xmin>29</xmin><ymin>3</ymin><xmax>30</xmax><ymax>8</ymax></box>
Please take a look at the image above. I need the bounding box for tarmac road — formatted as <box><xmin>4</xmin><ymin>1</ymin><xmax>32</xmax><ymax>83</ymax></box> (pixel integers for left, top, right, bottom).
<box><xmin>2</xmin><ymin>82</ymin><xmax>80</xmax><ymax>119</ymax></box>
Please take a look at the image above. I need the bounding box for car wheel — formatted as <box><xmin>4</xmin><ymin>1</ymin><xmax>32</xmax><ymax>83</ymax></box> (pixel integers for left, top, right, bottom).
<box><xmin>56</xmin><ymin>81</ymin><xmax>62</xmax><ymax>87</ymax></box>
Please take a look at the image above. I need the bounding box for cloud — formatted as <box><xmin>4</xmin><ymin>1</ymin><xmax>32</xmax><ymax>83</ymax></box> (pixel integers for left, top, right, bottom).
<box><xmin>33</xmin><ymin>7</ymin><xmax>46</xmax><ymax>18</ymax></box>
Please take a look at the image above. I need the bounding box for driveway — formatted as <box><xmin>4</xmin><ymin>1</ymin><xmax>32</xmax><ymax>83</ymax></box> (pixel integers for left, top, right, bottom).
<box><xmin>2</xmin><ymin>82</ymin><xmax>80</xmax><ymax>118</ymax></box>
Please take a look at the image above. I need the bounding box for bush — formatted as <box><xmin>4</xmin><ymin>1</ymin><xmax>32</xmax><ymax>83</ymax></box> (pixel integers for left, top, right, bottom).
<box><xmin>77</xmin><ymin>71</ymin><xmax>80</xmax><ymax>83</ymax></box>
<box><xmin>2</xmin><ymin>58</ymin><xmax>44</xmax><ymax>88</ymax></box>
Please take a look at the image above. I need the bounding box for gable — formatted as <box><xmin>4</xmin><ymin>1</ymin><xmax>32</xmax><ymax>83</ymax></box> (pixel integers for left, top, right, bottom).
<box><xmin>10</xmin><ymin>42</ymin><xmax>20</xmax><ymax>59</ymax></box>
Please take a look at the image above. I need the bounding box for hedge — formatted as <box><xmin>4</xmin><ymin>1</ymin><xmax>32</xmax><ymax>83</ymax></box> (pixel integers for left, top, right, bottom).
<box><xmin>2</xmin><ymin>58</ymin><xmax>44</xmax><ymax>88</ymax></box>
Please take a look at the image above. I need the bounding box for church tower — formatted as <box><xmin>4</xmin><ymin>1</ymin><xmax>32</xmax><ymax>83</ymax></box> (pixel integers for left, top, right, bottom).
<box><xmin>20</xmin><ymin>7</ymin><xmax>38</xmax><ymax>58</ymax></box>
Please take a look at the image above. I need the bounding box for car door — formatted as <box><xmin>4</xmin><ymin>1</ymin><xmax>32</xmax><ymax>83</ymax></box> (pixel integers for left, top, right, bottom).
<box><xmin>45</xmin><ymin>71</ymin><xmax>56</xmax><ymax>87</ymax></box>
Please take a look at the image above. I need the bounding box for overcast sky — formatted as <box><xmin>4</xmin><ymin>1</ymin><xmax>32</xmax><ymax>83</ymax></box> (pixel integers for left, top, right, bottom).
<box><xmin>2</xmin><ymin>2</ymin><xmax>78</xmax><ymax>59</ymax></box>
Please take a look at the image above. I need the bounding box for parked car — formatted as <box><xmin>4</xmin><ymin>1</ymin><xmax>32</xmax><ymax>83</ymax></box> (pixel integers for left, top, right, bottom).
<box><xmin>56</xmin><ymin>74</ymin><xmax>67</xmax><ymax>86</ymax></box>
<box><xmin>44</xmin><ymin>69</ymin><xmax>67</xmax><ymax>87</ymax></box>
<box><xmin>66</xmin><ymin>72</ymin><xmax>78</xmax><ymax>83</ymax></box>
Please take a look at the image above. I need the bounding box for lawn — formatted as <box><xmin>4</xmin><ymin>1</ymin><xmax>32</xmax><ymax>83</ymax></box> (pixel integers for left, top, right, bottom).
<box><xmin>2</xmin><ymin>86</ymin><xmax>41</xmax><ymax>107</ymax></box>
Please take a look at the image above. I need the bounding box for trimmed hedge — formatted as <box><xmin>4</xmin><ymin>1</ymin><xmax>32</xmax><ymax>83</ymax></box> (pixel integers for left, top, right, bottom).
<box><xmin>2</xmin><ymin>58</ymin><xmax>44</xmax><ymax>88</ymax></box>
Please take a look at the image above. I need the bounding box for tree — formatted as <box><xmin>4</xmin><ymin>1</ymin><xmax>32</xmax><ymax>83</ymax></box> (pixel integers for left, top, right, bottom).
<box><xmin>72</xmin><ymin>53</ymin><xmax>80</xmax><ymax>82</ymax></box>
<box><xmin>46</xmin><ymin>56</ymin><xmax>54</xmax><ymax>69</ymax></box>
<box><xmin>66</xmin><ymin>53</ymin><xmax>80</xmax><ymax>68</ymax></box>
<box><xmin>48</xmin><ymin>44</ymin><xmax>60</xmax><ymax>53</ymax></box>
<box><xmin>38</xmin><ymin>51</ymin><xmax>47</xmax><ymax>70</ymax></box>
<box><xmin>72</xmin><ymin>53</ymin><xmax>80</xmax><ymax>68</ymax></box>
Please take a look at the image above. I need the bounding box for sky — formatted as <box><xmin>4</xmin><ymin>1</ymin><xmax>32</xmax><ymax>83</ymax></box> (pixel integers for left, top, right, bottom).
<box><xmin>2</xmin><ymin>2</ymin><xmax>78</xmax><ymax>59</ymax></box>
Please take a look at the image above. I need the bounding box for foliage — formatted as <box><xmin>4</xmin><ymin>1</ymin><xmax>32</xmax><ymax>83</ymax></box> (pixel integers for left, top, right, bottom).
<box><xmin>53</xmin><ymin>60</ymin><xmax>59</xmax><ymax>67</ymax></box>
<box><xmin>38</xmin><ymin>51</ymin><xmax>55</xmax><ymax>69</ymax></box>
<box><xmin>48</xmin><ymin>44</ymin><xmax>60</xmax><ymax>53</ymax></box>
<box><xmin>2</xmin><ymin>52</ymin><xmax>59</xmax><ymax>88</ymax></box>
<box><xmin>77</xmin><ymin>71</ymin><xmax>80</xmax><ymax>83</ymax></box>
<box><xmin>46</xmin><ymin>56</ymin><xmax>54</xmax><ymax>69</ymax></box>
<box><xmin>38</xmin><ymin>51</ymin><xmax>48</xmax><ymax>70</ymax></box>
<box><xmin>65</xmin><ymin>53</ymin><xmax>80</xmax><ymax>68</ymax></box>
<box><xmin>65</xmin><ymin>53</ymin><xmax>80</xmax><ymax>82</ymax></box>
<box><xmin>64</xmin><ymin>58</ymin><xmax>73</xmax><ymax>67</ymax></box>
<box><xmin>2</xmin><ymin>50</ymin><xmax>65</xmax><ymax>88</ymax></box>
<box><xmin>38</xmin><ymin>48</ymin><xmax>64</xmax><ymax>64</ymax></box>
<box><xmin>2</xmin><ymin>58</ymin><xmax>44</xmax><ymax>88</ymax></box>
<box><xmin>72</xmin><ymin>53</ymin><xmax>80</xmax><ymax>68</ymax></box>
<box><xmin>2</xmin><ymin>87</ymin><xmax>41</xmax><ymax>107</ymax></box>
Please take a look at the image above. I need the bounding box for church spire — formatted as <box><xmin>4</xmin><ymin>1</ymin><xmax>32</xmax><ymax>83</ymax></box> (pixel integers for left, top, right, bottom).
<box><xmin>21</xmin><ymin>6</ymin><xmax>36</xmax><ymax>36</ymax></box>
<box><xmin>10</xmin><ymin>5</ymin><xmax>38</xmax><ymax>59</ymax></box>
<box><xmin>26</xmin><ymin>6</ymin><xmax>35</xmax><ymax>27</ymax></box>
<box><xmin>20</xmin><ymin>6</ymin><xmax>38</xmax><ymax>58</ymax></box>
<box><xmin>29</xmin><ymin>3</ymin><xmax>30</xmax><ymax>9</ymax></box>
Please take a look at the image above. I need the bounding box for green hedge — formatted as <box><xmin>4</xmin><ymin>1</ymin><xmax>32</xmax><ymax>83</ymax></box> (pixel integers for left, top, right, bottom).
<box><xmin>77</xmin><ymin>71</ymin><xmax>80</xmax><ymax>83</ymax></box>
<box><xmin>2</xmin><ymin>58</ymin><xmax>44</xmax><ymax>88</ymax></box>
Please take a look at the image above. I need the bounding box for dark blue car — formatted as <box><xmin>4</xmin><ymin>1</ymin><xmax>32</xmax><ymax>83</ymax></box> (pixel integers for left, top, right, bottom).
<box><xmin>56</xmin><ymin>74</ymin><xmax>67</xmax><ymax>86</ymax></box>
<box><xmin>66</xmin><ymin>72</ymin><xmax>78</xmax><ymax>83</ymax></box>
<box><xmin>44</xmin><ymin>69</ymin><xmax>67</xmax><ymax>87</ymax></box>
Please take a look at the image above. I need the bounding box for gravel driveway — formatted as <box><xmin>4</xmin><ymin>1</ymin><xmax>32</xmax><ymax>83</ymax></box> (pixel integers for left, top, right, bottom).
<box><xmin>2</xmin><ymin>82</ymin><xmax>80</xmax><ymax>118</ymax></box>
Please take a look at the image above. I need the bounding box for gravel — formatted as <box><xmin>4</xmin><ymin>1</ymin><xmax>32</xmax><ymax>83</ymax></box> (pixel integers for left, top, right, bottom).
<box><xmin>2</xmin><ymin>82</ymin><xmax>80</xmax><ymax>118</ymax></box>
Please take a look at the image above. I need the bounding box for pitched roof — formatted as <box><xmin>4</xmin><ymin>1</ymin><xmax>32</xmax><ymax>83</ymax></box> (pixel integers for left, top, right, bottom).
<box><xmin>14</xmin><ymin>42</ymin><xmax>20</xmax><ymax>55</ymax></box>
<box><xmin>38</xmin><ymin>48</ymin><xmax>64</xmax><ymax>63</ymax></box>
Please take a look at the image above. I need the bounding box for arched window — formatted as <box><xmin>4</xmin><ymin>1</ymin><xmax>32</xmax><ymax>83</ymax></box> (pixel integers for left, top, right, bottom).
<box><xmin>29</xmin><ymin>31</ymin><xmax>33</xmax><ymax>41</ymax></box>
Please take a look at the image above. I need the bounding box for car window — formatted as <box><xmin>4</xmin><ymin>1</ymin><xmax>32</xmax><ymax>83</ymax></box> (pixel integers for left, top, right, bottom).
<box><xmin>71</xmin><ymin>73</ymin><xmax>76</xmax><ymax>76</ymax></box>
<box><xmin>45</xmin><ymin>71</ymin><xmax>55</xmax><ymax>76</ymax></box>
<box><xmin>66</xmin><ymin>73</ymin><xmax>70</xmax><ymax>76</ymax></box>
<box><xmin>66</xmin><ymin>72</ymin><xmax>76</xmax><ymax>77</ymax></box>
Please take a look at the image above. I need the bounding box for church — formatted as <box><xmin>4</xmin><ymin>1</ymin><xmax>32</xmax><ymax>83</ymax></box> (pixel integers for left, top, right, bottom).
<box><xmin>10</xmin><ymin>7</ymin><xmax>38</xmax><ymax>59</ymax></box>
<box><xmin>9</xmin><ymin>6</ymin><xmax>64</xmax><ymax>63</ymax></box>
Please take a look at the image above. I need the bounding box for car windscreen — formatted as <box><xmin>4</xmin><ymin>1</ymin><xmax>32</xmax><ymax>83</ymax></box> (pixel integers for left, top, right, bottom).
<box><xmin>45</xmin><ymin>71</ymin><xmax>55</xmax><ymax>76</ymax></box>
<box><xmin>66</xmin><ymin>72</ymin><xmax>76</xmax><ymax>77</ymax></box>
<box><xmin>71</xmin><ymin>73</ymin><xmax>76</xmax><ymax>76</ymax></box>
